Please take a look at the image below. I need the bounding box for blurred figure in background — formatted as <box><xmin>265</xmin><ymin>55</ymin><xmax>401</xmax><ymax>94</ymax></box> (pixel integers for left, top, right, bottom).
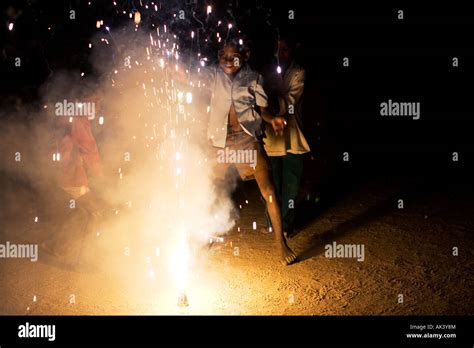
<box><xmin>262</xmin><ymin>34</ymin><xmax>311</xmax><ymax>238</ymax></box>
<box><xmin>41</xmin><ymin>97</ymin><xmax>104</xmax><ymax>266</ymax></box>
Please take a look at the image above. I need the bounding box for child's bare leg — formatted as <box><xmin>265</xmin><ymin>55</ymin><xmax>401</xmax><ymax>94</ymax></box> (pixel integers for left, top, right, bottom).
<box><xmin>254</xmin><ymin>170</ymin><xmax>296</xmax><ymax>265</ymax></box>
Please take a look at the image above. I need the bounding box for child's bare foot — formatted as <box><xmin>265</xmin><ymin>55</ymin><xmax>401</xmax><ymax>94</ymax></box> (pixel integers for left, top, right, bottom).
<box><xmin>278</xmin><ymin>239</ymin><xmax>297</xmax><ymax>265</ymax></box>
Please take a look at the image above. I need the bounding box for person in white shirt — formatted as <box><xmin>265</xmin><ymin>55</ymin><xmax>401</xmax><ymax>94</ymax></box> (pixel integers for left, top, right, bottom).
<box><xmin>203</xmin><ymin>39</ymin><xmax>297</xmax><ymax>265</ymax></box>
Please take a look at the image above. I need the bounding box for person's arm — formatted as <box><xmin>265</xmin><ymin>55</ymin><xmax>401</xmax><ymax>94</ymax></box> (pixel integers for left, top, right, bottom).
<box><xmin>279</xmin><ymin>68</ymin><xmax>305</xmax><ymax>117</ymax></box>
<box><xmin>261</xmin><ymin>107</ymin><xmax>286</xmax><ymax>136</ymax></box>
<box><xmin>72</xmin><ymin>118</ymin><xmax>103</xmax><ymax>178</ymax></box>
<box><xmin>255</xmin><ymin>74</ymin><xmax>287</xmax><ymax>136</ymax></box>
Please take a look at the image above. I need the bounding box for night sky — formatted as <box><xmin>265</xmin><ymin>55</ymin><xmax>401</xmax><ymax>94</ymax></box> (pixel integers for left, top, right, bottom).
<box><xmin>2</xmin><ymin>1</ymin><xmax>474</xmax><ymax>175</ymax></box>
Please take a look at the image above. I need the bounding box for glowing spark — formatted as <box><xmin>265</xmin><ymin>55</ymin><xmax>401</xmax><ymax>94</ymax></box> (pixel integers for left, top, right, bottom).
<box><xmin>34</xmin><ymin>217</ymin><xmax>38</xmax><ymax>223</ymax></box>
<box><xmin>99</xmin><ymin>116</ymin><xmax>104</xmax><ymax>125</ymax></box>
<box><xmin>33</xmin><ymin>296</ymin><xmax>36</xmax><ymax>302</ymax></box>
<box><xmin>134</xmin><ymin>11</ymin><xmax>141</xmax><ymax>25</ymax></box>
<box><xmin>252</xmin><ymin>221</ymin><xmax>257</xmax><ymax>230</ymax></box>
<box><xmin>277</xmin><ymin>66</ymin><xmax>282</xmax><ymax>74</ymax></box>
<box><xmin>8</xmin><ymin>23</ymin><xmax>14</xmax><ymax>31</ymax></box>
<box><xmin>88</xmin><ymin>43</ymin><xmax>92</xmax><ymax>48</ymax></box>
<box><xmin>185</xmin><ymin>92</ymin><xmax>192</xmax><ymax>104</ymax></box>
<box><xmin>177</xmin><ymin>91</ymin><xmax>184</xmax><ymax>103</ymax></box>
<box><xmin>191</xmin><ymin>31</ymin><xmax>195</xmax><ymax>39</ymax></box>
<box><xmin>239</xmin><ymin>39</ymin><xmax>243</xmax><ymax>45</ymax></box>
<box><xmin>207</xmin><ymin>5</ymin><xmax>212</xmax><ymax>15</ymax></box>
<box><xmin>80</xmin><ymin>72</ymin><xmax>85</xmax><ymax>77</ymax></box>
<box><xmin>96</xmin><ymin>20</ymin><xmax>101</xmax><ymax>28</ymax></box>
<box><xmin>228</xmin><ymin>23</ymin><xmax>233</xmax><ymax>29</ymax></box>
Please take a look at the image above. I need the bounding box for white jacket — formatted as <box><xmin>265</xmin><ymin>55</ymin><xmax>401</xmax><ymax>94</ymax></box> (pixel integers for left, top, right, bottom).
<box><xmin>200</xmin><ymin>65</ymin><xmax>268</xmax><ymax>148</ymax></box>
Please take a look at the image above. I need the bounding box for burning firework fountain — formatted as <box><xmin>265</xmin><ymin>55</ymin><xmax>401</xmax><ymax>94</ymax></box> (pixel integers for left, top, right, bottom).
<box><xmin>89</xmin><ymin>1</ymin><xmax>240</xmax><ymax>310</ymax></box>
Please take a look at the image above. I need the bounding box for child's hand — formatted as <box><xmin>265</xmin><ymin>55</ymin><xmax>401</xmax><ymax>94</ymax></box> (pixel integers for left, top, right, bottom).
<box><xmin>271</xmin><ymin>116</ymin><xmax>287</xmax><ymax>136</ymax></box>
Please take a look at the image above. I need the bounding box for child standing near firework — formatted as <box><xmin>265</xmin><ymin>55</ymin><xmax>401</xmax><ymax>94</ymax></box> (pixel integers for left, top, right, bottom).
<box><xmin>200</xmin><ymin>39</ymin><xmax>297</xmax><ymax>265</ymax></box>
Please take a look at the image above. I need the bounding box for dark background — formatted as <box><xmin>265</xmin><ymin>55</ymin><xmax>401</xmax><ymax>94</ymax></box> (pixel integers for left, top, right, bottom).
<box><xmin>1</xmin><ymin>0</ymin><xmax>474</xmax><ymax>183</ymax></box>
<box><xmin>0</xmin><ymin>2</ymin><xmax>473</xmax><ymax>338</ymax></box>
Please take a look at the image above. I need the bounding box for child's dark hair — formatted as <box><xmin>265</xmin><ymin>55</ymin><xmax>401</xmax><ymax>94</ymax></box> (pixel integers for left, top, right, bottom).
<box><xmin>278</xmin><ymin>32</ymin><xmax>299</xmax><ymax>50</ymax></box>
<box><xmin>223</xmin><ymin>37</ymin><xmax>251</xmax><ymax>55</ymax></box>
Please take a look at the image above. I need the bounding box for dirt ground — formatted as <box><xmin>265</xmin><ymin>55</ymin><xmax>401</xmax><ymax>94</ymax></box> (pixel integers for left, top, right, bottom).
<box><xmin>0</xmin><ymin>175</ymin><xmax>473</xmax><ymax>315</ymax></box>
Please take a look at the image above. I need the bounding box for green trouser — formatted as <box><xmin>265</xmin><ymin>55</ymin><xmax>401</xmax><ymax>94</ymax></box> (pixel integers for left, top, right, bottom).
<box><xmin>268</xmin><ymin>153</ymin><xmax>305</xmax><ymax>232</ymax></box>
